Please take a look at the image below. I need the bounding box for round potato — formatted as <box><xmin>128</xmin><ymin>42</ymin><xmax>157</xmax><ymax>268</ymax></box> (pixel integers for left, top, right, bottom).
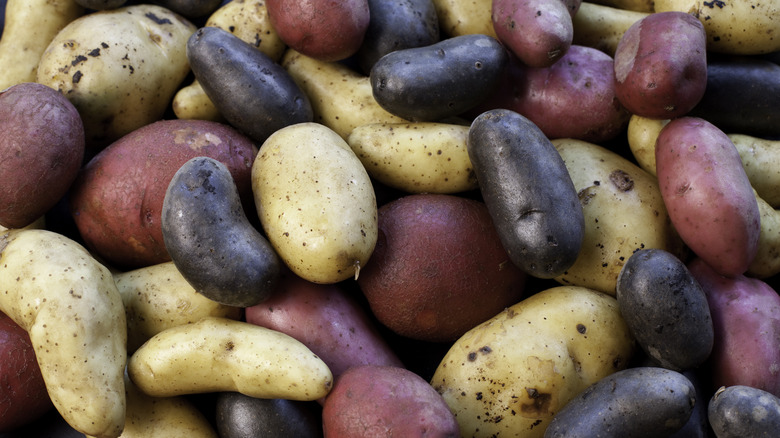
<box><xmin>708</xmin><ymin>385</ymin><xmax>780</xmax><ymax>438</ymax></box>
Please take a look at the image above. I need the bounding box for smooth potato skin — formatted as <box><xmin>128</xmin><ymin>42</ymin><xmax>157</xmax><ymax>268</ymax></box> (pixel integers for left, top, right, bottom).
<box><xmin>613</xmin><ymin>11</ymin><xmax>707</xmax><ymax>119</ymax></box>
<box><xmin>322</xmin><ymin>365</ymin><xmax>459</xmax><ymax>438</ymax></box>
<box><xmin>0</xmin><ymin>82</ymin><xmax>84</xmax><ymax>229</ymax></box>
<box><xmin>266</xmin><ymin>0</ymin><xmax>369</xmax><ymax>62</ymax></box>
<box><xmin>69</xmin><ymin>119</ymin><xmax>258</xmax><ymax>269</ymax></box>
<box><xmin>688</xmin><ymin>257</ymin><xmax>780</xmax><ymax>397</ymax></box>
<box><xmin>216</xmin><ymin>393</ymin><xmax>322</xmax><ymax>438</ymax></box>
<box><xmin>708</xmin><ymin>385</ymin><xmax>780</xmax><ymax>438</ymax></box>
<box><xmin>655</xmin><ymin>117</ymin><xmax>760</xmax><ymax>277</ymax></box>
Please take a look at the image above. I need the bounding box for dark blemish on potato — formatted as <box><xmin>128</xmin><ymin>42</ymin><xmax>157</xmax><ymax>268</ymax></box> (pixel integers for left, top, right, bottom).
<box><xmin>530</xmin><ymin>419</ymin><xmax>543</xmax><ymax>428</ymax></box>
<box><xmin>468</xmin><ymin>352</ymin><xmax>478</xmax><ymax>361</ymax></box>
<box><xmin>71</xmin><ymin>55</ymin><xmax>88</xmax><ymax>66</ymax></box>
<box><xmin>676</xmin><ymin>182</ymin><xmax>692</xmax><ymax>196</ymax></box>
<box><xmin>224</xmin><ymin>341</ymin><xmax>235</xmax><ymax>351</ymax></box>
<box><xmin>609</xmin><ymin>170</ymin><xmax>634</xmax><ymax>191</ymax></box>
<box><xmin>521</xmin><ymin>388</ymin><xmax>552</xmax><ymax>415</ymax></box>
<box><xmin>493</xmin><ymin>416</ymin><xmax>503</xmax><ymax>423</ymax></box>
<box><xmin>613</xmin><ymin>356</ymin><xmax>624</xmax><ymax>369</ymax></box>
<box><xmin>72</xmin><ymin>71</ymin><xmax>83</xmax><ymax>84</ymax></box>
<box><xmin>88</xmin><ymin>48</ymin><xmax>101</xmax><ymax>57</ymax></box>
<box><xmin>577</xmin><ymin>323</ymin><xmax>586</xmax><ymax>334</ymax></box>
<box><xmin>479</xmin><ymin>346</ymin><xmax>492</xmax><ymax>354</ymax></box>
<box><xmin>476</xmin><ymin>392</ymin><xmax>483</xmax><ymax>400</ymax></box>
<box><xmin>703</xmin><ymin>0</ymin><xmax>725</xmax><ymax>8</ymax></box>
<box><xmin>145</xmin><ymin>12</ymin><xmax>173</xmax><ymax>25</ymax></box>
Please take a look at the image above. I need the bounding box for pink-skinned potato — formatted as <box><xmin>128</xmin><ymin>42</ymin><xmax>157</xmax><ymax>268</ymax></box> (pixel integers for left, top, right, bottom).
<box><xmin>0</xmin><ymin>83</ymin><xmax>84</xmax><ymax>229</ymax></box>
<box><xmin>655</xmin><ymin>117</ymin><xmax>760</xmax><ymax>277</ymax></box>
<box><xmin>688</xmin><ymin>257</ymin><xmax>780</xmax><ymax>397</ymax></box>
<box><xmin>0</xmin><ymin>311</ymin><xmax>53</xmax><ymax>432</ymax></box>
<box><xmin>614</xmin><ymin>11</ymin><xmax>707</xmax><ymax>119</ymax></box>
<box><xmin>356</xmin><ymin>193</ymin><xmax>527</xmax><ymax>343</ymax></box>
<box><xmin>322</xmin><ymin>365</ymin><xmax>459</xmax><ymax>437</ymax></box>
<box><xmin>69</xmin><ymin>119</ymin><xmax>258</xmax><ymax>270</ymax></box>
<box><xmin>244</xmin><ymin>269</ymin><xmax>404</xmax><ymax>380</ymax></box>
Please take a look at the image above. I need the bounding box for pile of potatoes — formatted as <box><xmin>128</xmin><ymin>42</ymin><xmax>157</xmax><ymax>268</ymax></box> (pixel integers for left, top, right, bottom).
<box><xmin>1</xmin><ymin>0</ymin><xmax>780</xmax><ymax>436</ymax></box>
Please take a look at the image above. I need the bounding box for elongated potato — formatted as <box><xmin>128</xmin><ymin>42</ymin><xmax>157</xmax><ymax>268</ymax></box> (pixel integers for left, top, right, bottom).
<box><xmin>0</xmin><ymin>0</ymin><xmax>83</xmax><ymax>90</ymax></box>
<box><xmin>572</xmin><ymin>2</ymin><xmax>648</xmax><ymax>56</ymax></box>
<box><xmin>748</xmin><ymin>192</ymin><xmax>780</xmax><ymax>279</ymax></box>
<box><xmin>252</xmin><ymin>122</ymin><xmax>378</xmax><ymax>284</ymax></box>
<box><xmin>0</xmin><ymin>229</ymin><xmax>126</xmax><ymax>438</ymax></box>
<box><xmin>127</xmin><ymin>317</ymin><xmax>333</xmax><ymax>400</ymax></box>
<box><xmin>347</xmin><ymin>122</ymin><xmax>477</xmax><ymax>194</ymax></box>
<box><xmin>626</xmin><ymin>114</ymin><xmax>669</xmax><ymax>175</ymax></box>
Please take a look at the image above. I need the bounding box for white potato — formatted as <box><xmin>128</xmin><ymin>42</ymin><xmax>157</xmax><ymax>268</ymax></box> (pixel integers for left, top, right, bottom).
<box><xmin>347</xmin><ymin>122</ymin><xmax>477</xmax><ymax>194</ymax></box>
<box><xmin>127</xmin><ymin>317</ymin><xmax>333</xmax><ymax>400</ymax></box>
<box><xmin>0</xmin><ymin>229</ymin><xmax>126</xmax><ymax>438</ymax></box>
<box><xmin>36</xmin><ymin>4</ymin><xmax>196</xmax><ymax>147</ymax></box>
<box><xmin>252</xmin><ymin>122</ymin><xmax>378</xmax><ymax>284</ymax></box>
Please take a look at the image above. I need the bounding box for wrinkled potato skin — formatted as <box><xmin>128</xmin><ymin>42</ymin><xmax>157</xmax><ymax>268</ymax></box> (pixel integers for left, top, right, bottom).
<box><xmin>431</xmin><ymin>286</ymin><xmax>635</xmax><ymax>438</ymax></box>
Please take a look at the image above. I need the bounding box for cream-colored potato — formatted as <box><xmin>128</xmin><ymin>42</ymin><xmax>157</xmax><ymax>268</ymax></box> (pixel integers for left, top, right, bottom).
<box><xmin>281</xmin><ymin>49</ymin><xmax>407</xmax><ymax>140</ymax></box>
<box><xmin>552</xmin><ymin>138</ymin><xmax>684</xmax><ymax>295</ymax></box>
<box><xmin>655</xmin><ymin>0</ymin><xmax>780</xmax><ymax>54</ymax></box>
<box><xmin>432</xmin><ymin>0</ymin><xmax>497</xmax><ymax>38</ymax></box>
<box><xmin>127</xmin><ymin>317</ymin><xmax>333</xmax><ymax>400</ymax></box>
<box><xmin>747</xmin><ymin>191</ymin><xmax>780</xmax><ymax>279</ymax></box>
<box><xmin>36</xmin><ymin>4</ymin><xmax>196</xmax><ymax>148</ymax></box>
<box><xmin>573</xmin><ymin>2</ymin><xmax>649</xmax><ymax>56</ymax></box>
<box><xmin>347</xmin><ymin>122</ymin><xmax>477</xmax><ymax>194</ymax></box>
<box><xmin>626</xmin><ymin>114</ymin><xmax>669</xmax><ymax>175</ymax></box>
<box><xmin>252</xmin><ymin>122</ymin><xmax>378</xmax><ymax>283</ymax></box>
<box><xmin>172</xmin><ymin>0</ymin><xmax>286</xmax><ymax>121</ymax></box>
<box><xmin>0</xmin><ymin>229</ymin><xmax>126</xmax><ymax>438</ymax></box>
<box><xmin>113</xmin><ymin>261</ymin><xmax>242</xmax><ymax>353</ymax></box>
<box><xmin>0</xmin><ymin>0</ymin><xmax>83</xmax><ymax>90</ymax></box>
<box><xmin>431</xmin><ymin>285</ymin><xmax>635</xmax><ymax>438</ymax></box>
<box><xmin>0</xmin><ymin>215</ymin><xmax>46</xmax><ymax>233</ymax></box>
<box><xmin>587</xmin><ymin>0</ymin><xmax>654</xmax><ymax>12</ymax></box>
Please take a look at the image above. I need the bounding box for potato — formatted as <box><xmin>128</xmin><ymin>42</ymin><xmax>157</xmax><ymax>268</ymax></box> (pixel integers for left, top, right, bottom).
<box><xmin>468</xmin><ymin>109</ymin><xmax>584</xmax><ymax>279</ymax></box>
<box><xmin>347</xmin><ymin>122</ymin><xmax>477</xmax><ymax>194</ymax></box>
<box><xmin>655</xmin><ymin>0</ymin><xmax>780</xmax><ymax>55</ymax></box>
<box><xmin>127</xmin><ymin>317</ymin><xmax>333</xmax><ymax>400</ymax></box>
<box><xmin>492</xmin><ymin>0</ymin><xmax>579</xmax><ymax>68</ymax></box>
<box><xmin>586</xmin><ymin>0</ymin><xmax>653</xmax><ymax>12</ymax></box>
<box><xmin>748</xmin><ymin>193</ymin><xmax>780</xmax><ymax>279</ymax></box>
<box><xmin>356</xmin><ymin>193</ymin><xmax>527</xmax><ymax>342</ymax></box>
<box><xmin>655</xmin><ymin>117</ymin><xmax>761</xmax><ymax>277</ymax></box>
<box><xmin>688</xmin><ymin>257</ymin><xmax>780</xmax><ymax>397</ymax></box>
<box><xmin>69</xmin><ymin>119</ymin><xmax>258</xmax><ymax>270</ymax></box>
<box><xmin>0</xmin><ymin>229</ymin><xmax>126</xmax><ymax>438</ymax></box>
<box><xmin>162</xmin><ymin>157</ymin><xmax>280</xmax><ymax>307</ymax></box>
<box><xmin>616</xmin><ymin>249</ymin><xmax>713</xmax><ymax>371</ymax></box>
<box><xmin>369</xmin><ymin>34</ymin><xmax>508</xmax><ymax>122</ymax></box>
<box><xmin>36</xmin><ymin>4</ymin><xmax>195</xmax><ymax>150</ymax></box>
<box><xmin>245</xmin><ymin>270</ymin><xmax>404</xmax><ymax>380</ymax></box>
<box><xmin>432</xmin><ymin>0</ymin><xmax>497</xmax><ymax>38</ymax></box>
<box><xmin>552</xmin><ymin>138</ymin><xmax>684</xmax><ymax>295</ymax></box>
<box><xmin>708</xmin><ymin>385</ymin><xmax>780</xmax><ymax>438</ymax></box>
<box><xmin>322</xmin><ymin>365</ymin><xmax>459</xmax><ymax>437</ymax></box>
<box><xmin>626</xmin><ymin>114</ymin><xmax>669</xmax><ymax>175</ymax></box>
<box><xmin>0</xmin><ymin>82</ymin><xmax>84</xmax><ymax>229</ymax></box>
<box><xmin>430</xmin><ymin>285</ymin><xmax>635</xmax><ymax>438</ymax></box>
<box><xmin>151</xmin><ymin>0</ymin><xmax>222</xmax><ymax>18</ymax></box>
<box><xmin>281</xmin><ymin>48</ymin><xmax>407</xmax><ymax>139</ymax></box>
<box><xmin>114</xmin><ymin>261</ymin><xmax>242</xmax><ymax>353</ymax></box>
<box><xmin>251</xmin><ymin>122</ymin><xmax>377</xmax><ymax>284</ymax></box>
<box><xmin>266</xmin><ymin>0</ymin><xmax>369</xmax><ymax>62</ymax></box>
<box><xmin>216</xmin><ymin>392</ymin><xmax>323</xmax><ymax>438</ymax></box>
<box><xmin>572</xmin><ymin>2</ymin><xmax>649</xmax><ymax>57</ymax></box>
<box><xmin>0</xmin><ymin>0</ymin><xmax>83</xmax><ymax>90</ymax></box>
<box><xmin>0</xmin><ymin>311</ymin><xmax>52</xmax><ymax>433</ymax></box>
<box><xmin>544</xmin><ymin>367</ymin><xmax>696</xmax><ymax>437</ymax></box>
<box><xmin>613</xmin><ymin>11</ymin><xmax>707</xmax><ymax>119</ymax></box>
<box><xmin>186</xmin><ymin>26</ymin><xmax>313</xmax><ymax>144</ymax></box>
<box><xmin>74</xmin><ymin>0</ymin><xmax>127</xmax><ymax>9</ymax></box>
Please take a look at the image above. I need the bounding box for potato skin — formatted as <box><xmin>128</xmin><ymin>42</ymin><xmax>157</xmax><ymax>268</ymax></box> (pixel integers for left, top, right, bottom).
<box><xmin>655</xmin><ymin>117</ymin><xmax>760</xmax><ymax>277</ymax></box>
<box><xmin>322</xmin><ymin>365</ymin><xmax>459</xmax><ymax>438</ymax></box>
<box><xmin>468</xmin><ymin>109</ymin><xmax>584</xmax><ymax>279</ymax></box>
<box><xmin>543</xmin><ymin>367</ymin><xmax>696</xmax><ymax>438</ymax></box>
<box><xmin>69</xmin><ymin>119</ymin><xmax>258</xmax><ymax>269</ymax></box>
<box><xmin>613</xmin><ymin>11</ymin><xmax>707</xmax><ymax>119</ymax></box>
<box><xmin>0</xmin><ymin>82</ymin><xmax>84</xmax><ymax>229</ymax></box>
<box><xmin>266</xmin><ymin>0</ymin><xmax>369</xmax><ymax>62</ymax></box>
<box><xmin>216</xmin><ymin>392</ymin><xmax>322</xmax><ymax>438</ymax></box>
<box><xmin>708</xmin><ymin>385</ymin><xmax>780</xmax><ymax>438</ymax></box>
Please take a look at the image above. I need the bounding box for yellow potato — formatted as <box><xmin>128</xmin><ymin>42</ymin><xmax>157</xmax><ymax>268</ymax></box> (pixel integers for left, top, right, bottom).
<box><xmin>0</xmin><ymin>229</ymin><xmax>126</xmax><ymax>438</ymax></box>
<box><xmin>552</xmin><ymin>138</ymin><xmax>684</xmax><ymax>295</ymax></box>
<box><xmin>432</xmin><ymin>0</ymin><xmax>497</xmax><ymax>38</ymax></box>
<box><xmin>281</xmin><ymin>49</ymin><xmax>407</xmax><ymax>140</ymax></box>
<box><xmin>113</xmin><ymin>261</ymin><xmax>242</xmax><ymax>353</ymax></box>
<box><xmin>626</xmin><ymin>114</ymin><xmax>670</xmax><ymax>175</ymax></box>
<box><xmin>252</xmin><ymin>122</ymin><xmax>378</xmax><ymax>283</ymax></box>
<box><xmin>431</xmin><ymin>285</ymin><xmax>635</xmax><ymax>438</ymax></box>
<box><xmin>347</xmin><ymin>122</ymin><xmax>477</xmax><ymax>194</ymax></box>
<box><xmin>655</xmin><ymin>0</ymin><xmax>780</xmax><ymax>54</ymax></box>
<box><xmin>36</xmin><ymin>4</ymin><xmax>196</xmax><ymax>148</ymax></box>
<box><xmin>0</xmin><ymin>0</ymin><xmax>83</xmax><ymax>90</ymax></box>
<box><xmin>127</xmin><ymin>317</ymin><xmax>333</xmax><ymax>400</ymax></box>
<box><xmin>573</xmin><ymin>2</ymin><xmax>649</xmax><ymax>56</ymax></box>
<box><xmin>586</xmin><ymin>0</ymin><xmax>654</xmax><ymax>12</ymax></box>
<box><xmin>747</xmin><ymin>191</ymin><xmax>780</xmax><ymax>279</ymax></box>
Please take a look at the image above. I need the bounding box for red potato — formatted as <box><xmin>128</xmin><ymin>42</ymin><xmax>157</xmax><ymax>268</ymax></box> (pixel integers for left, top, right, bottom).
<box><xmin>322</xmin><ymin>365</ymin><xmax>459</xmax><ymax>437</ymax></box>
<box><xmin>356</xmin><ymin>193</ymin><xmax>527</xmax><ymax>343</ymax></box>
<box><xmin>0</xmin><ymin>82</ymin><xmax>84</xmax><ymax>229</ymax></box>
<box><xmin>655</xmin><ymin>117</ymin><xmax>761</xmax><ymax>277</ymax></box>
<box><xmin>688</xmin><ymin>257</ymin><xmax>780</xmax><ymax>397</ymax></box>
<box><xmin>69</xmin><ymin>119</ymin><xmax>258</xmax><ymax>270</ymax></box>
<box><xmin>266</xmin><ymin>0</ymin><xmax>370</xmax><ymax>62</ymax></box>
<box><xmin>245</xmin><ymin>270</ymin><xmax>404</xmax><ymax>380</ymax></box>
<box><xmin>613</xmin><ymin>11</ymin><xmax>707</xmax><ymax>119</ymax></box>
<box><xmin>0</xmin><ymin>311</ymin><xmax>53</xmax><ymax>432</ymax></box>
